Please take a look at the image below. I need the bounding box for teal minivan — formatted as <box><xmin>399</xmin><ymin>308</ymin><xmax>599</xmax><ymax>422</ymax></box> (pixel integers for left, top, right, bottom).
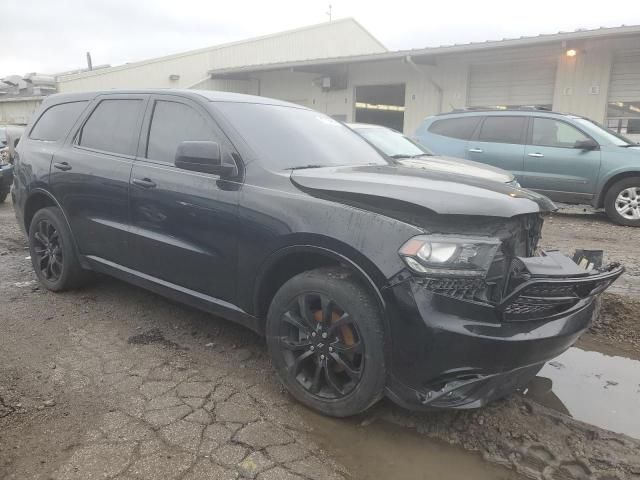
<box><xmin>415</xmin><ymin>109</ymin><xmax>640</xmax><ymax>226</ymax></box>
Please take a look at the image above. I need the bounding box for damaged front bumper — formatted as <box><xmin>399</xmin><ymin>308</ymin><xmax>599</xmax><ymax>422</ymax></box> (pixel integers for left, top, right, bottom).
<box><xmin>384</xmin><ymin>250</ymin><xmax>623</xmax><ymax>410</ymax></box>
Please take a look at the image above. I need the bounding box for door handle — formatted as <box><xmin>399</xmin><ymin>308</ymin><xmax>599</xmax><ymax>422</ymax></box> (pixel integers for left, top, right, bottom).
<box><xmin>528</xmin><ymin>153</ymin><xmax>544</xmax><ymax>158</ymax></box>
<box><xmin>132</xmin><ymin>177</ymin><xmax>157</xmax><ymax>189</ymax></box>
<box><xmin>468</xmin><ymin>148</ymin><xmax>483</xmax><ymax>153</ymax></box>
<box><xmin>53</xmin><ymin>161</ymin><xmax>72</xmax><ymax>171</ymax></box>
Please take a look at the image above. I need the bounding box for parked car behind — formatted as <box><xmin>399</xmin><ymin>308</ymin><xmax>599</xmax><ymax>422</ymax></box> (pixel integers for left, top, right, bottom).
<box><xmin>13</xmin><ymin>90</ymin><xmax>622</xmax><ymax>417</ymax></box>
<box><xmin>0</xmin><ymin>125</ymin><xmax>25</xmax><ymax>203</ymax></box>
<box><xmin>415</xmin><ymin>109</ymin><xmax>640</xmax><ymax>226</ymax></box>
<box><xmin>348</xmin><ymin>122</ymin><xmax>521</xmax><ymax>187</ymax></box>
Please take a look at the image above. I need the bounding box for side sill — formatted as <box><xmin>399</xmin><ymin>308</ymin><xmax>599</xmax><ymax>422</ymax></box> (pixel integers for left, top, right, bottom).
<box><xmin>84</xmin><ymin>255</ymin><xmax>261</xmax><ymax>334</ymax></box>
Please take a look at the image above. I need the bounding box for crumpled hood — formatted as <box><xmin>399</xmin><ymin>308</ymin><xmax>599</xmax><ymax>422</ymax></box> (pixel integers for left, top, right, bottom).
<box><xmin>290</xmin><ymin>164</ymin><xmax>555</xmax><ymax>218</ymax></box>
<box><xmin>397</xmin><ymin>155</ymin><xmax>515</xmax><ymax>184</ymax></box>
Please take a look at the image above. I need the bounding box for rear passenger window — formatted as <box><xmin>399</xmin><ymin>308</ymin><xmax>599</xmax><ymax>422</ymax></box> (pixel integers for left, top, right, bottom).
<box><xmin>428</xmin><ymin>117</ymin><xmax>481</xmax><ymax>140</ymax></box>
<box><xmin>146</xmin><ymin>101</ymin><xmax>214</xmax><ymax>163</ymax></box>
<box><xmin>29</xmin><ymin>101</ymin><xmax>87</xmax><ymax>142</ymax></box>
<box><xmin>478</xmin><ymin>116</ymin><xmax>526</xmax><ymax>144</ymax></box>
<box><xmin>78</xmin><ymin>99</ymin><xmax>142</xmax><ymax>155</ymax></box>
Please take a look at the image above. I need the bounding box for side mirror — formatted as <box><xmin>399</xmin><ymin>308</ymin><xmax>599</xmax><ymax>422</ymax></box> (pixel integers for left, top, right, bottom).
<box><xmin>574</xmin><ymin>138</ymin><xmax>599</xmax><ymax>151</ymax></box>
<box><xmin>175</xmin><ymin>141</ymin><xmax>237</xmax><ymax>176</ymax></box>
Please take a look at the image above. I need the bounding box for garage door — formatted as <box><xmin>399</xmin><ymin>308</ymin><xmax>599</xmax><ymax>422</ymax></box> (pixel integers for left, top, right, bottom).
<box><xmin>608</xmin><ymin>49</ymin><xmax>640</xmax><ymax>102</ymax></box>
<box><xmin>467</xmin><ymin>58</ymin><xmax>557</xmax><ymax>107</ymax></box>
<box><xmin>607</xmin><ymin>49</ymin><xmax>640</xmax><ymax>141</ymax></box>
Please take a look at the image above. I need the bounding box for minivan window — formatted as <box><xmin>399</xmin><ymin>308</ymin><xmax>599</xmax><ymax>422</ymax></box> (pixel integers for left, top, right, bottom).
<box><xmin>478</xmin><ymin>116</ymin><xmax>526</xmax><ymax>144</ymax></box>
<box><xmin>428</xmin><ymin>117</ymin><xmax>481</xmax><ymax>140</ymax></box>
<box><xmin>531</xmin><ymin>118</ymin><xmax>589</xmax><ymax>148</ymax></box>
<box><xmin>215</xmin><ymin>102</ymin><xmax>387</xmax><ymax>170</ymax></box>
<box><xmin>30</xmin><ymin>101</ymin><xmax>88</xmax><ymax>142</ymax></box>
<box><xmin>78</xmin><ymin>99</ymin><xmax>142</xmax><ymax>155</ymax></box>
<box><xmin>147</xmin><ymin>101</ymin><xmax>214</xmax><ymax>163</ymax></box>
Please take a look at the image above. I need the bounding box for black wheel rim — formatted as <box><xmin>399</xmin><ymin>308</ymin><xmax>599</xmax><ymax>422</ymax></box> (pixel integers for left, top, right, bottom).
<box><xmin>33</xmin><ymin>219</ymin><xmax>63</xmax><ymax>282</ymax></box>
<box><xmin>278</xmin><ymin>293</ymin><xmax>364</xmax><ymax>400</ymax></box>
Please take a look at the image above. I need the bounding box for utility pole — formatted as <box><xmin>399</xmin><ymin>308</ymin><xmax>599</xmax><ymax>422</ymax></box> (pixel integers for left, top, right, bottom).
<box><xmin>86</xmin><ymin>52</ymin><xmax>93</xmax><ymax>71</ymax></box>
<box><xmin>326</xmin><ymin>4</ymin><xmax>332</xmax><ymax>22</ymax></box>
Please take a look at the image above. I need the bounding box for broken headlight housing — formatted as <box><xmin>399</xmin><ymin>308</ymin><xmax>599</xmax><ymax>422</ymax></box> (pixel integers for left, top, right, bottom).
<box><xmin>399</xmin><ymin>235</ymin><xmax>501</xmax><ymax>277</ymax></box>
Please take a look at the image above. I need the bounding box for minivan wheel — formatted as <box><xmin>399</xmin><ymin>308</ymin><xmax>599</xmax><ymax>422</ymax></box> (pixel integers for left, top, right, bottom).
<box><xmin>266</xmin><ymin>267</ymin><xmax>386</xmax><ymax>417</ymax></box>
<box><xmin>28</xmin><ymin>207</ymin><xmax>87</xmax><ymax>291</ymax></box>
<box><xmin>604</xmin><ymin>177</ymin><xmax>640</xmax><ymax>227</ymax></box>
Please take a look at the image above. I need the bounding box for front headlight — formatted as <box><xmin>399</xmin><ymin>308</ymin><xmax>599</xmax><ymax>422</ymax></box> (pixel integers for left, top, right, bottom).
<box><xmin>0</xmin><ymin>149</ymin><xmax>9</xmax><ymax>166</ymax></box>
<box><xmin>399</xmin><ymin>235</ymin><xmax>500</xmax><ymax>277</ymax></box>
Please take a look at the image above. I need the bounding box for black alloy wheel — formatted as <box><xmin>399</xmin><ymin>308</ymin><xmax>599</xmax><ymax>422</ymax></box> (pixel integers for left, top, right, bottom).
<box><xmin>266</xmin><ymin>267</ymin><xmax>386</xmax><ymax>417</ymax></box>
<box><xmin>279</xmin><ymin>292</ymin><xmax>364</xmax><ymax>399</ymax></box>
<box><xmin>32</xmin><ymin>218</ymin><xmax>64</xmax><ymax>282</ymax></box>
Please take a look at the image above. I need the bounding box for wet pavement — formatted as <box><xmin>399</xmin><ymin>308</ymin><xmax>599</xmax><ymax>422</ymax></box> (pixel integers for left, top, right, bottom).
<box><xmin>524</xmin><ymin>346</ymin><xmax>640</xmax><ymax>439</ymax></box>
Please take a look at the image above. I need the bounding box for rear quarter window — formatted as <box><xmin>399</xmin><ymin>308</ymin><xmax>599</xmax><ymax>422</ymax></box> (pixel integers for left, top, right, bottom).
<box><xmin>427</xmin><ymin>117</ymin><xmax>481</xmax><ymax>140</ymax></box>
<box><xmin>29</xmin><ymin>101</ymin><xmax>88</xmax><ymax>142</ymax></box>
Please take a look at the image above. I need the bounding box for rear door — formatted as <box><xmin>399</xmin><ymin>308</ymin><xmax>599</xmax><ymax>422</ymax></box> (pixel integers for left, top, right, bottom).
<box><xmin>49</xmin><ymin>94</ymin><xmax>147</xmax><ymax>266</ymax></box>
<box><xmin>522</xmin><ymin>117</ymin><xmax>601</xmax><ymax>201</ymax></box>
<box><xmin>128</xmin><ymin>94</ymin><xmax>240</xmax><ymax>302</ymax></box>
<box><xmin>466</xmin><ymin>116</ymin><xmax>527</xmax><ymax>179</ymax></box>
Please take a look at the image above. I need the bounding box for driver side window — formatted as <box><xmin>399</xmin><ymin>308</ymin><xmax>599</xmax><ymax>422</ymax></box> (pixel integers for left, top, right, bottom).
<box><xmin>531</xmin><ymin>118</ymin><xmax>589</xmax><ymax>148</ymax></box>
<box><xmin>146</xmin><ymin>100</ymin><xmax>215</xmax><ymax>163</ymax></box>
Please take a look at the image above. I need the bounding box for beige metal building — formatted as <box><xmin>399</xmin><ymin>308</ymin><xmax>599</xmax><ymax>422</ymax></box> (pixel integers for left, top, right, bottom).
<box><xmin>209</xmin><ymin>24</ymin><xmax>640</xmax><ymax>140</ymax></box>
<box><xmin>4</xmin><ymin>19</ymin><xmax>640</xmax><ymax>141</ymax></box>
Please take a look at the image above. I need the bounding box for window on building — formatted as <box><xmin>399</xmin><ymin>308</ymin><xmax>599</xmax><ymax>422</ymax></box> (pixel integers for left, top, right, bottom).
<box><xmin>531</xmin><ymin>118</ymin><xmax>589</xmax><ymax>148</ymax></box>
<box><xmin>607</xmin><ymin>101</ymin><xmax>640</xmax><ymax>136</ymax></box>
<box><xmin>428</xmin><ymin>117</ymin><xmax>481</xmax><ymax>140</ymax></box>
<box><xmin>78</xmin><ymin>99</ymin><xmax>142</xmax><ymax>155</ymax></box>
<box><xmin>30</xmin><ymin>101</ymin><xmax>88</xmax><ymax>142</ymax></box>
<box><xmin>146</xmin><ymin>101</ymin><xmax>214</xmax><ymax>163</ymax></box>
<box><xmin>477</xmin><ymin>116</ymin><xmax>526</xmax><ymax>144</ymax></box>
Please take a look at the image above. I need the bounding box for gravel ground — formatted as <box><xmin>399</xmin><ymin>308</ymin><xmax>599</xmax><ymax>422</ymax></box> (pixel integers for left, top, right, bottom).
<box><xmin>2</xmin><ymin>200</ymin><xmax>640</xmax><ymax>480</ymax></box>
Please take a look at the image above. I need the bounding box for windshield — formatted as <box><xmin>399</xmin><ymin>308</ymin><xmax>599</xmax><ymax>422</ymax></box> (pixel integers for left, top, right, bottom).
<box><xmin>214</xmin><ymin>102</ymin><xmax>388</xmax><ymax>170</ymax></box>
<box><xmin>573</xmin><ymin>118</ymin><xmax>636</xmax><ymax>146</ymax></box>
<box><xmin>355</xmin><ymin>126</ymin><xmax>433</xmax><ymax>158</ymax></box>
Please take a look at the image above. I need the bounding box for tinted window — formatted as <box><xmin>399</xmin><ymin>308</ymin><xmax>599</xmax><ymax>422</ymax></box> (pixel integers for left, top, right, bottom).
<box><xmin>428</xmin><ymin>117</ymin><xmax>481</xmax><ymax>140</ymax></box>
<box><xmin>215</xmin><ymin>102</ymin><xmax>387</xmax><ymax>170</ymax></box>
<box><xmin>478</xmin><ymin>116</ymin><xmax>526</xmax><ymax>144</ymax></box>
<box><xmin>30</xmin><ymin>101</ymin><xmax>87</xmax><ymax>142</ymax></box>
<box><xmin>531</xmin><ymin>118</ymin><xmax>590</xmax><ymax>148</ymax></box>
<box><xmin>147</xmin><ymin>101</ymin><xmax>214</xmax><ymax>162</ymax></box>
<box><xmin>78</xmin><ymin>99</ymin><xmax>142</xmax><ymax>155</ymax></box>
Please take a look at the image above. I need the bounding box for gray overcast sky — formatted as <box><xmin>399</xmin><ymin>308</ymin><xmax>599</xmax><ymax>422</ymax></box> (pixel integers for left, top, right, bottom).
<box><xmin>3</xmin><ymin>0</ymin><xmax>640</xmax><ymax>77</ymax></box>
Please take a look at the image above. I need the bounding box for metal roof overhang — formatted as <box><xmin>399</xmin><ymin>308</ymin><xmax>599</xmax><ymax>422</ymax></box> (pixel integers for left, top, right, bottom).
<box><xmin>209</xmin><ymin>24</ymin><xmax>640</xmax><ymax>80</ymax></box>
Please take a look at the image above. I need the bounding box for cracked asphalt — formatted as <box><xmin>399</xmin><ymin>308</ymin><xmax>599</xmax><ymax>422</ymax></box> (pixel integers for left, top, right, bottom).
<box><xmin>2</xmin><ymin>199</ymin><xmax>640</xmax><ymax>480</ymax></box>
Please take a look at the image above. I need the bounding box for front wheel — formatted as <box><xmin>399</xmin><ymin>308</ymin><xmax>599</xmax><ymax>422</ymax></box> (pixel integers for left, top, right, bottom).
<box><xmin>604</xmin><ymin>177</ymin><xmax>640</xmax><ymax>227</ymax></box>
<box><xmin>266</xmin><ymin>267</ymin><xmax>386</xmax><ymax>417</ymax></box>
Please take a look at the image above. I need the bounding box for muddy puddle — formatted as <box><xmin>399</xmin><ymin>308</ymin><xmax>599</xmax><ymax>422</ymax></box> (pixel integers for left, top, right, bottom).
<box><xmin>305</xmin><ymin>409</ymin><xmax>519</xmax><ymax>480</ymax></box>
<box><xmin>523</xmin><ymin>346</ymin><xmax>640</xmax><ymax>439</ymax></box>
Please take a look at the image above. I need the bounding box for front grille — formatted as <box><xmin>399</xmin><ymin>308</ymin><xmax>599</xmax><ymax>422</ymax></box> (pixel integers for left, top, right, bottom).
<box><xmin>418</xmin><ymin>277</ymin><xmax>486</xmax><ymax>301</ymax></box>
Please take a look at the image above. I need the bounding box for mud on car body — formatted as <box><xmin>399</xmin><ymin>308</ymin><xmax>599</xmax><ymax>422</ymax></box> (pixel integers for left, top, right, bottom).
<box><xmin>12</xmin><ymin>90</ymin><xmax>623</xmax><ymax>417</ymax></box>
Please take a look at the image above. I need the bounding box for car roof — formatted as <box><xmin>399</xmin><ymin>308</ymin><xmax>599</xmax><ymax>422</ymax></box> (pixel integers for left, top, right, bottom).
<box><xmin>41</xmin><ymin>89</ymin><xmax>306</xmax><ymax>109</ymax></box>
<box><xmin>432</xmin><ymin>108</ymin><xmax>581</xmax><ymax>119</ymax></box>
<box><xmin>347</xmin><ymin>123</ymin><xmax>389</xmax><ymax>129</ymax></box>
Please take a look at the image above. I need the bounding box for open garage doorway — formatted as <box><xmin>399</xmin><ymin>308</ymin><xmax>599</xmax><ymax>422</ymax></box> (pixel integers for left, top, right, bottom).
<box><xmin>355</xmin><ymin>84</ymin><xmax>406</xmax><ymax>131</ymax></box>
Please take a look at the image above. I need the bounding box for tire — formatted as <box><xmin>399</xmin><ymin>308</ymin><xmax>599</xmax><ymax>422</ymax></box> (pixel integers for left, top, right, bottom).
<box><xmin>28</xmin><ymin>207</ymin><xmax>87</xmax><ymax>291</ymax></box>
<box><xmin>0</xmin><ymin>189</ymin><xmax>8</xmax><ymax>203</ymax></box>
<box><xmin>604</xmin><ymin>177</ymin><xmax>640</xmax><ymax>227</ymax></box>
<box><xmin>266</xmin><ymin>267</ymin><xmax>386</xmax><ymax>417</ymax></box>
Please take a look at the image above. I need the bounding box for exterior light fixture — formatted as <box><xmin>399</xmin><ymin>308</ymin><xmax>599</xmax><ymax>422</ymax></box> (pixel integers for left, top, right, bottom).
<box><xmin>566</xmin><ymin>49</ymin><xmax>577</xmax><ymax>57</ymax></box>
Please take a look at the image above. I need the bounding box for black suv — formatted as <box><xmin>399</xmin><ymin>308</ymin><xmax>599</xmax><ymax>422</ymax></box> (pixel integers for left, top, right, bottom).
<box><xmin>12</xmin><ymin>90</ymin><xmax>622</xmax><ymax>417</ymax></box>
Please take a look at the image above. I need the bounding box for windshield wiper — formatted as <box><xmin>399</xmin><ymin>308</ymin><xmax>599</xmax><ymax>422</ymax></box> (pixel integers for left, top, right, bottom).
<box><xmin>284</xmin><ymin>164</ymin><xmax>327</xmax><ymax>170</ymax></box>
<box><xmin>390</xmin><ymin>153</ymin><xmax>433</xmax><ymax>159</ymax></box>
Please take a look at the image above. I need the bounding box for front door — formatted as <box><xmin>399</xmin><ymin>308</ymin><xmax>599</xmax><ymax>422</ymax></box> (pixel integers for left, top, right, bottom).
<box><xmin>48</xmin><ymin>94</ymin><xmax>147</xmax><ymax>266</ymax></box>
<box><xmin>522</xmin><ymin>117</ymin><xmax>601</xmax><ymax>201</ymax></box>
<box><xmin>128</xmin><ymin>95</ymin><xmax>240</xmax><ymax>302</ymax></box>
<box><xmin>466</xmin><ymin>116</ymin><xmax>527</xmax><ymax>180</ymax></box>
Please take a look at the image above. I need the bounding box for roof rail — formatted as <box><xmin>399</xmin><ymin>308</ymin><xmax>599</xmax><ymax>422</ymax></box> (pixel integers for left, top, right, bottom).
<box><xmin>439</xmin><ymin>105</ymin><xmax>562</xmax><ymax>116</ymax></box>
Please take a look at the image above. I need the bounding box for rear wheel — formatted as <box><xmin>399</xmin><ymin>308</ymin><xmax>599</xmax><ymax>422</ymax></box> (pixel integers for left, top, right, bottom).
<box><xmin>604</xmin><ymin>177</ymin><xmax>640</xmax><ymax>227</ymax></box>
<box><xmin>266</xmin><ymin>267</ymin><xmax>386</xmax><ymax>417</ymax></box>
<box><xmin>28</xmin><ymin>207</ymin><xmax>88</xmax><ymax>291</ymax></box>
